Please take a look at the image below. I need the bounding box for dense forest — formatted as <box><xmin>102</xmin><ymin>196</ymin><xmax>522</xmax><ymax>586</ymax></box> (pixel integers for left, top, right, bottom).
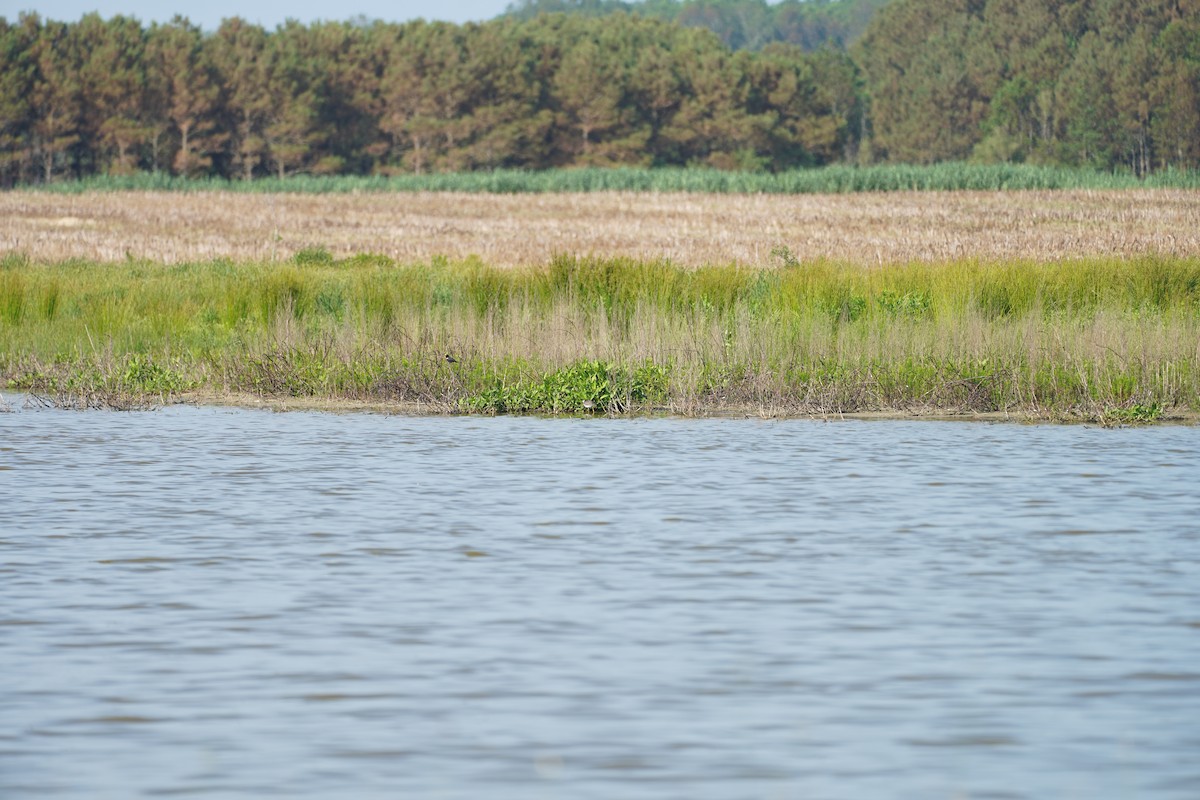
<box><xmin>0</xmin><ymin>0</ymin><xmax>1197</xmax><ymax>186</ymax></box>
<box><xmin>859</xmin><ymin>0</ymin><xmax>1200</xmax><ymax>170</ymax></box>
<box><xmin>502</xmin><ymin>0</ymin><xmax>890</xmax><ymax>50</ymax></box>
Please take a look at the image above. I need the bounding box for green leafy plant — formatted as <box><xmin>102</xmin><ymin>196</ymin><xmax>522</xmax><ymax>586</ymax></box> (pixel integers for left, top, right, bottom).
<box><xmin>119</xmin><ymin>353</ymin><xmax>192</xmax><ymax>394</ymax></box>
<box><xmin>1104</xmin><ymin>402</ymin><xmax>1164</xmax><ymax>425</ymax></box>
<box><xmin>770</xmin><ymin>245</ymin><xmax>800</xmax><ymax>268</ymax></box>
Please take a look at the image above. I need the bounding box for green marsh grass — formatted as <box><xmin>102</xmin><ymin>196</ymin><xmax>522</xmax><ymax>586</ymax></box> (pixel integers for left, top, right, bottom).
<box><xmin>2</xmin><ymin>253</ymin><xmax>1198</xmax><ymax>420</ymax></box>
<box><xmin>24</xmin><ymin>164</ymin><xmax>1200</xmax><ymax>195</ymax></box>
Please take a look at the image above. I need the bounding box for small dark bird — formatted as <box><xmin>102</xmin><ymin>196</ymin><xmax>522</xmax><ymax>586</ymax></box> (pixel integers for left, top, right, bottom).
<box><xmin>445</xmin><ymin>353</ymin><xmax>458</xmax><ymax>364</ymax></box>
<box><xmin>582</xmin><ymin>399</ymin><xmax>596</xmax><ymax>411</ymax></box>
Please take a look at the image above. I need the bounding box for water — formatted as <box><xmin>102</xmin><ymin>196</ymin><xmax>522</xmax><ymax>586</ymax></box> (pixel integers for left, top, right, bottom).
<box><xmin>2</xmin><ymin>399</ymin><xmax>1198</xmax><ymax>799</ymax></box>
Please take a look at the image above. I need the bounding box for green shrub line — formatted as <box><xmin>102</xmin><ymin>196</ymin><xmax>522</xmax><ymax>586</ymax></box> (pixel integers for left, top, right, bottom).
<box><xmin>14</xmin><ymin>163</ymin><xmax>1200</xmax><ymax>195</ymax></box>
<box><xmin>2</xmin><ymin>252</ymin><xmax>1198</xmax><ymax>422</ymax></box>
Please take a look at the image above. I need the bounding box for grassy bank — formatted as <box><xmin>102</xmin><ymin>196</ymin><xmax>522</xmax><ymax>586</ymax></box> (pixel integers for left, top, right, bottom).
<box><xmin>2</xmin><ymin>253</ymin><xmax>1198</xmax><ymax>422</ymax></box>
<box><xmin>22</xmin><ymin>164</ymin><xmax>1200</xmax><ymax>195</ymax></box>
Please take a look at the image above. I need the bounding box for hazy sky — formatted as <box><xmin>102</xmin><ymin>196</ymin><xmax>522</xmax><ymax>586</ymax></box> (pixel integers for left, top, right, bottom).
<box><xmin>6</xmin><ymin>1</ymin><xmax>516</xmax><ymax>29</ymax></box>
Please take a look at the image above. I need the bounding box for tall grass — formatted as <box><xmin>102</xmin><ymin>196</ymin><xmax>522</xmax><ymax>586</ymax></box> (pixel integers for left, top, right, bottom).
<box><xmin>2</xmin><ymin>252</ymin><xmax>1198</xmax><ymax>420</ymax></box>
<box><xmin>23</xmin><ymin>164</ymin><xmax>1200</xmax><ymax>195</ymax></box>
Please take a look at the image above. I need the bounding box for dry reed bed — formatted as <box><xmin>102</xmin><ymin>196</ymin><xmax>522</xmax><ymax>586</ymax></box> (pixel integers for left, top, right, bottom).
<box><xmin>2</xmin><ymin>189</ymin><xmax>1198</xmax><ymax>266</ymax></box>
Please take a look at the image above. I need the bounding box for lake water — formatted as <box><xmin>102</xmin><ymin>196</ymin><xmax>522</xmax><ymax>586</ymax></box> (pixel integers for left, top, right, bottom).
<box><xmin>2</xmin><ymin>399</ymin><xmax>1199</xmax><ymax>799</ymax></box>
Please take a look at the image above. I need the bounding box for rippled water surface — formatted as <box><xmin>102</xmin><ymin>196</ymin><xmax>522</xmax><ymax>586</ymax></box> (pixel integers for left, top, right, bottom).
<box><xmin>2</xmin><ymin>400</ymin><xmax>1199</xmax><ymax>799</ymax></box>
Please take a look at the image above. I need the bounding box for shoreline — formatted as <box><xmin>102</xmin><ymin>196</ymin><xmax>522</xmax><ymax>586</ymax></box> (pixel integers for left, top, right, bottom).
<box><xmin>8</xmin><ymin>390</ymin><xmax>1197</xmax><ymax>426</ymax></box>
<box><xmin>175</xmin><ymin>392</ymin><xmax>1200</xmax><ymax>425</ymax></box>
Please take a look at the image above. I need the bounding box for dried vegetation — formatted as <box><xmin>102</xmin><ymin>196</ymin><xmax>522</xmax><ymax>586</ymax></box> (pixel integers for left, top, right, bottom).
<box><xmin>2</xmin><ymin>189</ymin><xmax>1198</xmax><ymax>267</ymax></box>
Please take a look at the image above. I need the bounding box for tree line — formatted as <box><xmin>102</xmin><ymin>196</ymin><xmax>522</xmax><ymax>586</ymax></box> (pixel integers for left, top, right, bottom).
<box><xmin>1</xmin><ymin>11</ymin><xmax>863</xmax><ymax>184</ymax></box>
<box><xmin>858</xmin><ymin>0</ymin><xmax>1200</xmax><ymax>172</ymax></box>
<box><xmin>503</xmin><ymin>0</ymin><xmax>890</xmax><ymax>51</ymax></box>
<box><xmin>0</xmin><ymin>0</ymin><xmax>1197</xmax><ymax>186</ymax></box>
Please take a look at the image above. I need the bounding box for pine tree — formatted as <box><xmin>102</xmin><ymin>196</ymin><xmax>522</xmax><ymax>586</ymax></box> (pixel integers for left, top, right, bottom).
<box><xmin>0</xmin><ymin>15</ymin><xmax>38</xmax><ymax>185</ymax></box>
<box><xmin>211</xmin><ymin>18</ymin><xmax>271</xmax><ymax>180</ymax></box>
<box><xmin>28</xmin><ymin>19</ymin><xmax>85</xmax><ymax>181</ymax></box>
<box><xmin>146</xmin><ymin>17</ymin><xmax>225</xmax><ymax>176</ymax></box>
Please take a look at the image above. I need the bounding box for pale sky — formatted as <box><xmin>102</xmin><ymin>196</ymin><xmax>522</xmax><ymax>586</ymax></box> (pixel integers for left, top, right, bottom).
<box><xmin>4</xmin><ymin>1</ymin><xmax>517</xmax><ymax>29</ymax></box>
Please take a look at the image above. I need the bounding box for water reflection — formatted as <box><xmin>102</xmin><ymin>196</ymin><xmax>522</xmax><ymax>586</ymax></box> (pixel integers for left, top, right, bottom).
<box><xmin>2</xmin><ymin>401</ymin><xmax>1199</xmax><ymax>799</ymax></box>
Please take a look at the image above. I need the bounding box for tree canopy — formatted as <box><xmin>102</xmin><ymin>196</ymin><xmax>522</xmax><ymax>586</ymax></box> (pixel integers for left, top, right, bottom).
<box><xmin>0</xmin><ymin>1</ymin><xmax>1196</xmax><ymax>186</ymax></box>
<box><xmin>857</xmin><ymin>0</ymin><xmax>1200</xmax><ymax>172</ymax></box>
<box><xmin>503</xmin><ymin>0</ymin><xmax>891</xmax><ymax>50</ymax></box>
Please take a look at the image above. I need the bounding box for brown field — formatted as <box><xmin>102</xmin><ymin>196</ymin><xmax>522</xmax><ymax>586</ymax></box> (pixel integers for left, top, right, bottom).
<box><xmin>1</xmin><ymin>189</ymin><xmax>1198</xmax><ymax>266</ymax></box>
